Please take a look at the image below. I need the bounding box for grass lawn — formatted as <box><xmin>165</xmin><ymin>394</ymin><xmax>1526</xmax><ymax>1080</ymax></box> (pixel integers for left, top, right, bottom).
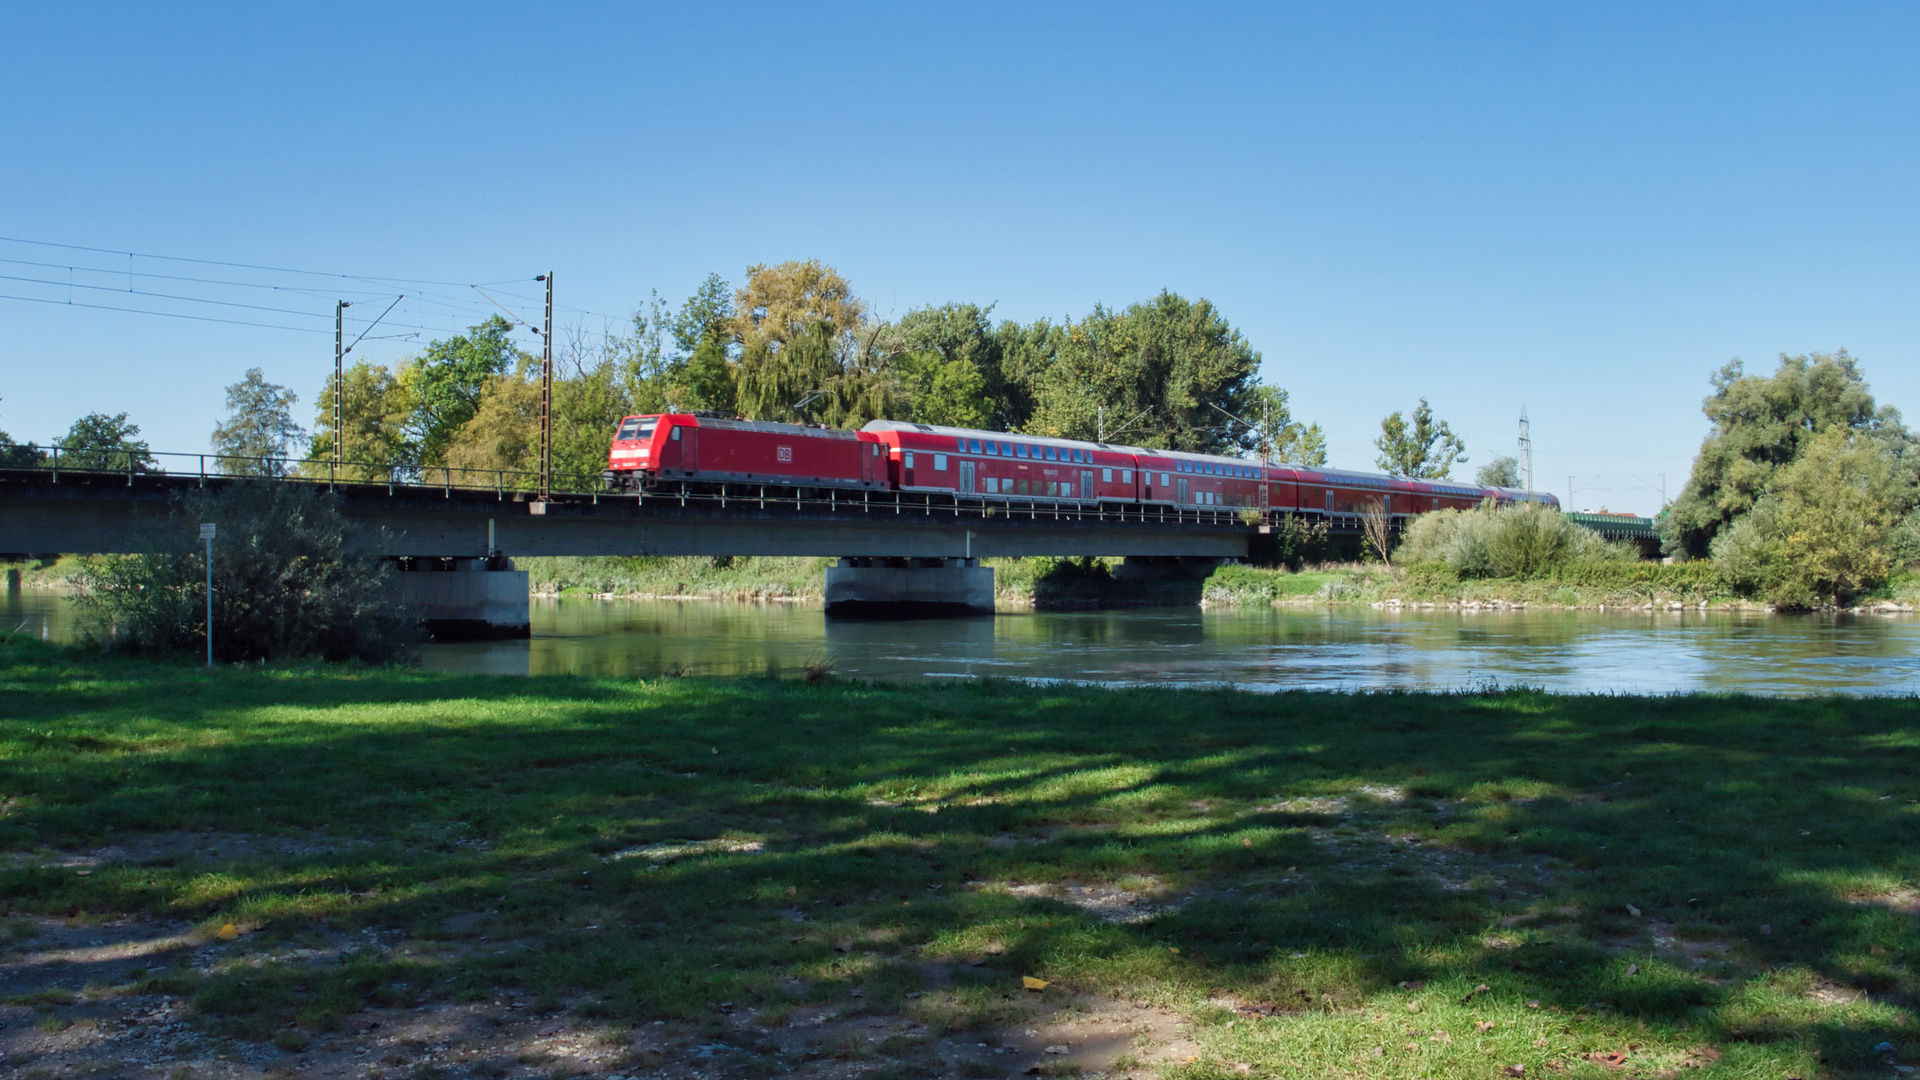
<box><xmin>2</xmin><ymin>636</ymin><xmax>1918</xmax><ymax>1078</ymax></box>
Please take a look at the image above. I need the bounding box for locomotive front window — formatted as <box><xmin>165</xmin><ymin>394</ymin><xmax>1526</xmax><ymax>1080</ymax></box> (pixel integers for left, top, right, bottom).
<box><xmin>615</xmin><ymin>417</ymin><xmax>656</xmax><ymax>441</ymax></box>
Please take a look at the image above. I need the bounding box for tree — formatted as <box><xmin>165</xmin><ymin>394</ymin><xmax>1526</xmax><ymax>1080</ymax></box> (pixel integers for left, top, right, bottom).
<box><xmin>441</xmin><ymin>367</ymin><xmax>539</xmax><ymax>480</ymax></box>
<box><xmin>1025</xmin><ymin>291</ymin><xmax>1260</xmax><ymax>453</ymax></box>
<box><xmin>1375</xmin><ymin>398</ymin><xmax>1466</xmax><ymax>478</ymax></box>
<box><xmin>1475</xmin><ymin>454</ymin><xmax>1521</xmax><ymax>488</ymax></box>
<box><xmin>673</xmin><ymin>272</ymin><xmax>734</xmax><ymax>356</ymax></box>
<box><xmin>1245</xmin><ymin>384</ymin><xmax>1328</xmax><ymax>466</ymax></box>
<box><xmin>730</xmin><ymin>261</ymin><xmax>867</xmax><ymax>353</ymax></box>
<box><xmin>1664</xmin><ymin>351</ymin><xmax>1912</xmax><ymax>558</ymax></box>
<box><xmin>210</xmin><ymin>368</ymin><xmax>304</xmax><ymax>476</ymax></box>
<box><xmin>885</xmin><ymin>303</ymin><xmax>998</xmax><ymax>429</ymax></box>
<box><xmin>304</xmin><ymin>361</ymin><xmax>413</xmax><ymax>481</ymax></box>
<box><xmin>402</xmin><ymin>315</ymin><xmax>530</xmax><ymax>465</ymax></box>
<box><xmin>55</xmin><ymin>412</ymin><xmax>156</xmax><ymax>473</ymax></box>
<box><xmin>1709</xmin><ymin>426</ymin><xmax>1911</xmax><ymax>608</ymax></box>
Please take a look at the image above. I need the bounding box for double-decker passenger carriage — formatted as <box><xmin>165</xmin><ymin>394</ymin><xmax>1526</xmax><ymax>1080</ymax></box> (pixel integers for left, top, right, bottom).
<box><xmin>860</xmin><ymin>421</ymin><xmax>1136</xmax><ymax>503</ymax></box>
<box><xmin>605</xmin><ymin>414</ymin><xmax>885</xmax><ymax>492</ymax></box>
<box><xmin>605</xmin><ymin>413</ymin><xmax>1562</xmax><ymax>521</ymax></box>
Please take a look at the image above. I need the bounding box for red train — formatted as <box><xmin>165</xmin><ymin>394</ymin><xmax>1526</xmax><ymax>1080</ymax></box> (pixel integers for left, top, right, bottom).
<box><xmin>605</xmin><ymin>414</ymin><xmax>1558</xmax><ymax>521</ymax></box>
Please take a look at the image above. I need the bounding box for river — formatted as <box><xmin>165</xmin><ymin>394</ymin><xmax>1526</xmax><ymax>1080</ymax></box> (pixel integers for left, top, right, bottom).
<box><xmin>9</xmin><ymin>588</ymin><xmax>1920</xmax><ymax>695</ymax></box>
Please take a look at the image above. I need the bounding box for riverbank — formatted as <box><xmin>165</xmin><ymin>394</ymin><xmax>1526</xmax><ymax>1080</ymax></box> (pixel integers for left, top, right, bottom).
<box><xmin>2</xmin><ymin>636</ymin><xmax>1916</xmax><ymax>1079</ymax></box>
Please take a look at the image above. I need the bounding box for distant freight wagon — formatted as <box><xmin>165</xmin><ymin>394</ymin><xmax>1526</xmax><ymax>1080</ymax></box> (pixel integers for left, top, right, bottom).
<box><xmin>605</xmin><ymin>414</ymin><xmax>1557</xmax><ymax>524</ymax></box>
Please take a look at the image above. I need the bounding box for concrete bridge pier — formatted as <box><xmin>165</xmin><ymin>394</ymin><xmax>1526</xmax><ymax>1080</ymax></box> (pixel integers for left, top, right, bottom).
<box><xmin>390</xmin><ymin>556</ymin><xmax>531</xmax><ymax>640</ymax></box>
<box><xmin>825</xmin><ymin>557</ymin><xmax>994</xmax><ymax>618</ymax></box>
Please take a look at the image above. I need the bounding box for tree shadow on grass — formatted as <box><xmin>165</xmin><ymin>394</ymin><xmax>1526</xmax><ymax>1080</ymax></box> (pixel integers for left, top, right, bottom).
<box><xmin>2</xmin><ymin>642</ymin><xmax>1918</xmax><ymax>1068</ymax></box>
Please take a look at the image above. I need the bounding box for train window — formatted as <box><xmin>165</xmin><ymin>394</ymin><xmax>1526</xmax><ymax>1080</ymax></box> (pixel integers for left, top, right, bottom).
<box><xmin>1015</xmin><ymin>443</ymin><xmax>1028</xmax><ymax>459</ymax></box>
<box><xmin>969</xmin><ymin>439</ymin><xmax>982</xmax><ymax>454</ymax></box>
<box><xmin>955</xmin><ymin>437</ymin><xmax>966</xmax><ymax>452</ymax></box>
<box><xmin>934</xmin><ymin>454</ymin><xmax>948</xmax><ymax>471</ymax></box>
<box><xmin>986</xmin><ymin>477</ymin><xmax>999</xmax><ymax>493</ymax></box>
<box><xmin>1122</xmin><ymin>469</ymin><xmax>1133</xmax><ymax>483</ymax></box>
<box><xmin>1160</xmin><ymin>472</ymin><xmax>1170</xmax><ymax>486</ymax></box>
<box><xmin>904</xmin><ymin>452</ymin><xmax>915</xmax><ymax>469</ymax></box>
<box><xmin>984</xmin><ymin>442</ymin><xmax>998</xmax><ymax>456</ymax></box>
<box><xmin>670</xmin><ymin>427</ymin><xmax>682</xmax><ymax>441</ymax></box>
<box><xmin>1102</xmin><ymin>468</ymin><xmax>1113</xmax><ymax>482</ymax></box>
<box><xmin>1045</xmin><ymin>446</ymin><xmax>1057</xmax><ymax>461</ymax></box>
<box><xmin>999</xmin><ymin>441</ymin><xmax>1011</xmax><ymax>456</ymax></box>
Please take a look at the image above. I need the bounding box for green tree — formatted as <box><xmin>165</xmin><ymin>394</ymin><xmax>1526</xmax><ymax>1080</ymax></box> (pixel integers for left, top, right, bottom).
<box><xmin>1475</xmin><ymin>454</ymin><xmax>1521</xmax><ymax>488</ymax></box>
<box><xmin>210</xmin><ymin>368</ymin><xmax>304</xmax><ymax>476</ymax></box>
<box><xmin>304</xmin><ymin>361</ymin><xmax>413</xmax><ymax>481</ymax></box>
<box><xmin>403</xmin><ymin>316</ymin><xmax>530</xmax><ymax>465</ymax></box>
<box><xmin>1664</xmin><ymin>351</ymin><xmax>1912</xmax><ymax>558</ymax></box>
<box><xmin>1245</xmin><ymin>384</ymin><xmax>1328</xmax><ymax>466</ymax></box>
<box><xmin>1709</xmin><ymin>426</ymin><xmax>1911</xmax><ymax>608</ymax></box>
<box><xmin>1375</xmin><ymin>398</ymin><xmax>1466</xmax><ymax>478</ymax></box>
<box><xmin>55</xmin><ymin>412</ymin><xmax>156</xmax><ymax>473</ymax></box>
<box><xmin>886</xmin><ymin>303</ymin><xmax>998</xmax><ymax>429</ymax></box>
<box><xmin>1026</xmin><ymin>291</ymin><xmax>1260</xmax><ymax>452</ymax></box>
<box><xmin>673</xmin><ymin>272</ymin><xmax>734</xmax><ymax>356</ymax></box>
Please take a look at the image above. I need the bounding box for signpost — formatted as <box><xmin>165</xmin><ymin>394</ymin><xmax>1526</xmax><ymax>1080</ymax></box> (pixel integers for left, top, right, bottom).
<box><xmin>200</xmin><ymin>523</ymin><xmax>216</xmax><ymax>667</ymax></box>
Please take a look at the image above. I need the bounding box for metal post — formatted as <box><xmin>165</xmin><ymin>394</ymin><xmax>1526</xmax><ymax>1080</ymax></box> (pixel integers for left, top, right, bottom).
<box><xmin>200</xmin><ymin>522</ymin><xmax>216</xmax><ymax>667</ymax></box>
<box><xmin>334</xmin><ymin>301</ymin><xmax>349</xmax><ymax>487</ymax></box>
<box><xmin>537</xmin><ymin>273</ymin><xmax>553</xmax><ymax>501</ymax></box>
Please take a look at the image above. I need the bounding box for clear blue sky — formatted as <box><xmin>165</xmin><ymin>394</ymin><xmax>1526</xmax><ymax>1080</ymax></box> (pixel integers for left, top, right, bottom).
<box><xmin>4</xmin><ymin>2</ymin><xmax>1916</xmax><ymax>514</ymax></box>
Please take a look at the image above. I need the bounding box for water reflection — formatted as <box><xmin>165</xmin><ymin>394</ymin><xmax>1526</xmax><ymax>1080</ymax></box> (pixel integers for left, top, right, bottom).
<box><xmin>9</xmin><ymin>588</ymin><xmax>1919</xmax><ymax>696</ymax></box>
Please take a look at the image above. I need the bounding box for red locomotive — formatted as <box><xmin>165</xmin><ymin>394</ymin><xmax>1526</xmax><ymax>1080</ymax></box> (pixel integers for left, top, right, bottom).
<box><xmin>605</xmin><ymin>413</ymin><xmax>1558</xmax><ymax>522</ymax></box>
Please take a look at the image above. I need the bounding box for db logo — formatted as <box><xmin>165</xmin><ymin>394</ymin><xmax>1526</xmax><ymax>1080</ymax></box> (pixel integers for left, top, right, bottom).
<box><xmin>776</xmin><ymin>446</ymin><xmax>793</xmax><ymax>462</ymax></box>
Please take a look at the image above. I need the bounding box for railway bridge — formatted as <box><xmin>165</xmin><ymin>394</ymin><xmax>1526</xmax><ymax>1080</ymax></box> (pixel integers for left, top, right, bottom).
<box><xmin>0</xmin><ymin>461</ymin><xmax>1261</xmax><ymax>633</ymax></box>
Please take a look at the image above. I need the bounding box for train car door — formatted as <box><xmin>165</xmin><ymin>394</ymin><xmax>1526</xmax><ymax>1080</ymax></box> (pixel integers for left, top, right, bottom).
<box><xmin>860</xmin><ymin>442</ymin><xmax>875</xmax><ymax>485</ymax></box>
<box><xmin>681</xmin><ymin>426</ymin><xmax>699</xmax><ymax>476</ymax></box>
<box><xmin>1177</xmin><ymin>478</ymin><xmax>1189</xmax><ymax>504</ymax></box>
<box><xmin>1079</xmin><ymin>470</ymin><xmax>1093</xmax><ymax>499</ymax></box>
<box><xmin>959</xmin><ymin>459</ymin><xmax>976</xmax><ymax>494</ymax></box>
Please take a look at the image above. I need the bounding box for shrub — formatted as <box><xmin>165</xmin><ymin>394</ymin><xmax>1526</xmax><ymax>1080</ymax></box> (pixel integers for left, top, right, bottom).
<box><xmin>72</xmin><ymin>481</ymin><xmax>420</xmax><ymax>663</ymax></box>
<box><xmin>1397</xmin><ymin>501</ymin><xmax>1635</xmax><ymax>578</ymax></box>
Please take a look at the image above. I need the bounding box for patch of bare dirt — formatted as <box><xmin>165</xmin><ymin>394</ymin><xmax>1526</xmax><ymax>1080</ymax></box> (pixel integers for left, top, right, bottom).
<box><xmin>3</xmin><ymin>829</ymin><xmax>370</xmax><ymax>870</ymax></box>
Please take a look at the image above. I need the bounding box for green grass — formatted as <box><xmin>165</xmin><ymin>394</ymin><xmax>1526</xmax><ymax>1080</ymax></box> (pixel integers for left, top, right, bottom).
<box><xmin>3</xmin><ymin>635</ymin><xmax>1919</xmax><ymax>1077</ymax></box>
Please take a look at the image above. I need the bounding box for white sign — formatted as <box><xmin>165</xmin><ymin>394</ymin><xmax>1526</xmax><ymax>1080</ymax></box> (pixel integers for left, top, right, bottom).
<box><xmin>199</xmin><ymin>523</ymin><xmax>217</xmax><ymax>540</ymax></box>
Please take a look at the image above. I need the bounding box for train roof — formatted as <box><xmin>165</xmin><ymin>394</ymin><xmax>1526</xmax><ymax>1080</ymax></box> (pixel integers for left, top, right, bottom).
<box><xmin>639</xmin><ymin>414</ymin><xmax>862</xmax><ymax>440</ymax></box>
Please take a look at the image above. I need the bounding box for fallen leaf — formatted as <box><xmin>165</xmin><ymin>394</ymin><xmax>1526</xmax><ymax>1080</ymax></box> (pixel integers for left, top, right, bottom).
<box><xmin>215</xmin><ymin>923</ymin><xmax>240</xmax><ymax>942</ymax></box>
<box><xmin>1242</xmin><ymin>838</ymin><xmax>1253</xmax><ymax>847</ymax></box>
<box><xmin>1406</xmin><ymin>1002</ymin><xmax>1422</xmax><ymax>1013</ymax></box>
<box><xmin>1429</xmin><ymin>1031</ymin><xmax>1453</xmax><ymax>1043</ymax></box>
<box><xmin>1626</xmin><ymin>904</ymin><xmax>1642</xmax><ymax>917</ymax></box>
<box><xmin>1505</xmin><ymin>1066</ymin><xmax>1526</xmax><ymax>1077</ymax></box>
<box><xmin>1233</xmin><ymin>1064</ymin><xmax>1254</xmax><ymax>1075</ymax></box>
<box><xmin>1043</xmin><ymin>1045</ymin><xmax>1070</xmax><ymax>1055</ymax></box>
<box><xmin>1626</xmin><ymin>963</ymin><xmax>1639</xmax><ymax>975</ymax></box>
<box><xmin>1022</xmin><ymin>976</ymin><xmax>1050</xmax><ymax>991</ymax></box>
<box><xmin>1168</xmin><ymin>946</ymin><xmax>1180</xmax><ymax>954</ymax></box>
<box><xmin>1476</xmin><ymin>1021</ymin><xmax>1495</xmax><ymax>1032</ymax></box>
<box><xmin>1459</xmin><ymin>982</ymin><xmax>1491</xmax><ymax>1004</ymax></box>
<box><xmin>1397</xmin><ymin>980</ymin><xmax>1426</xmax><ymax>990</ymax></box>
<box><xmin>1526</xmin><ymin>1000</ymin><xmax>1541</xmax><ymax>1009</ymax></box>
<box><xmin>1585</xmin><ymin>1050</ymin><xmax>1629</xmax><ymax>1070</ymax></box>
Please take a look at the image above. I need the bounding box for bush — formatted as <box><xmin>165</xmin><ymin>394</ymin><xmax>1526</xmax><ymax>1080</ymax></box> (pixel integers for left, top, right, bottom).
<box><xmin>73</xmin><ymin>482</ymin><xmax>420</xmax><ymax>663</ymax></box>
<box><xmin>1397</xmin><ymin>501</ymin><xmax>1636</xmax><ymax>578</ymax></box>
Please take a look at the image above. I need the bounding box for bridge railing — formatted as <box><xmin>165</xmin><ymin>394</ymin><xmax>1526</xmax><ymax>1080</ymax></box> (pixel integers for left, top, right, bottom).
<box><xmin>1</xmin><ymin>446</ymin><xmax>608</xmax><ymax>496</ymax></box>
